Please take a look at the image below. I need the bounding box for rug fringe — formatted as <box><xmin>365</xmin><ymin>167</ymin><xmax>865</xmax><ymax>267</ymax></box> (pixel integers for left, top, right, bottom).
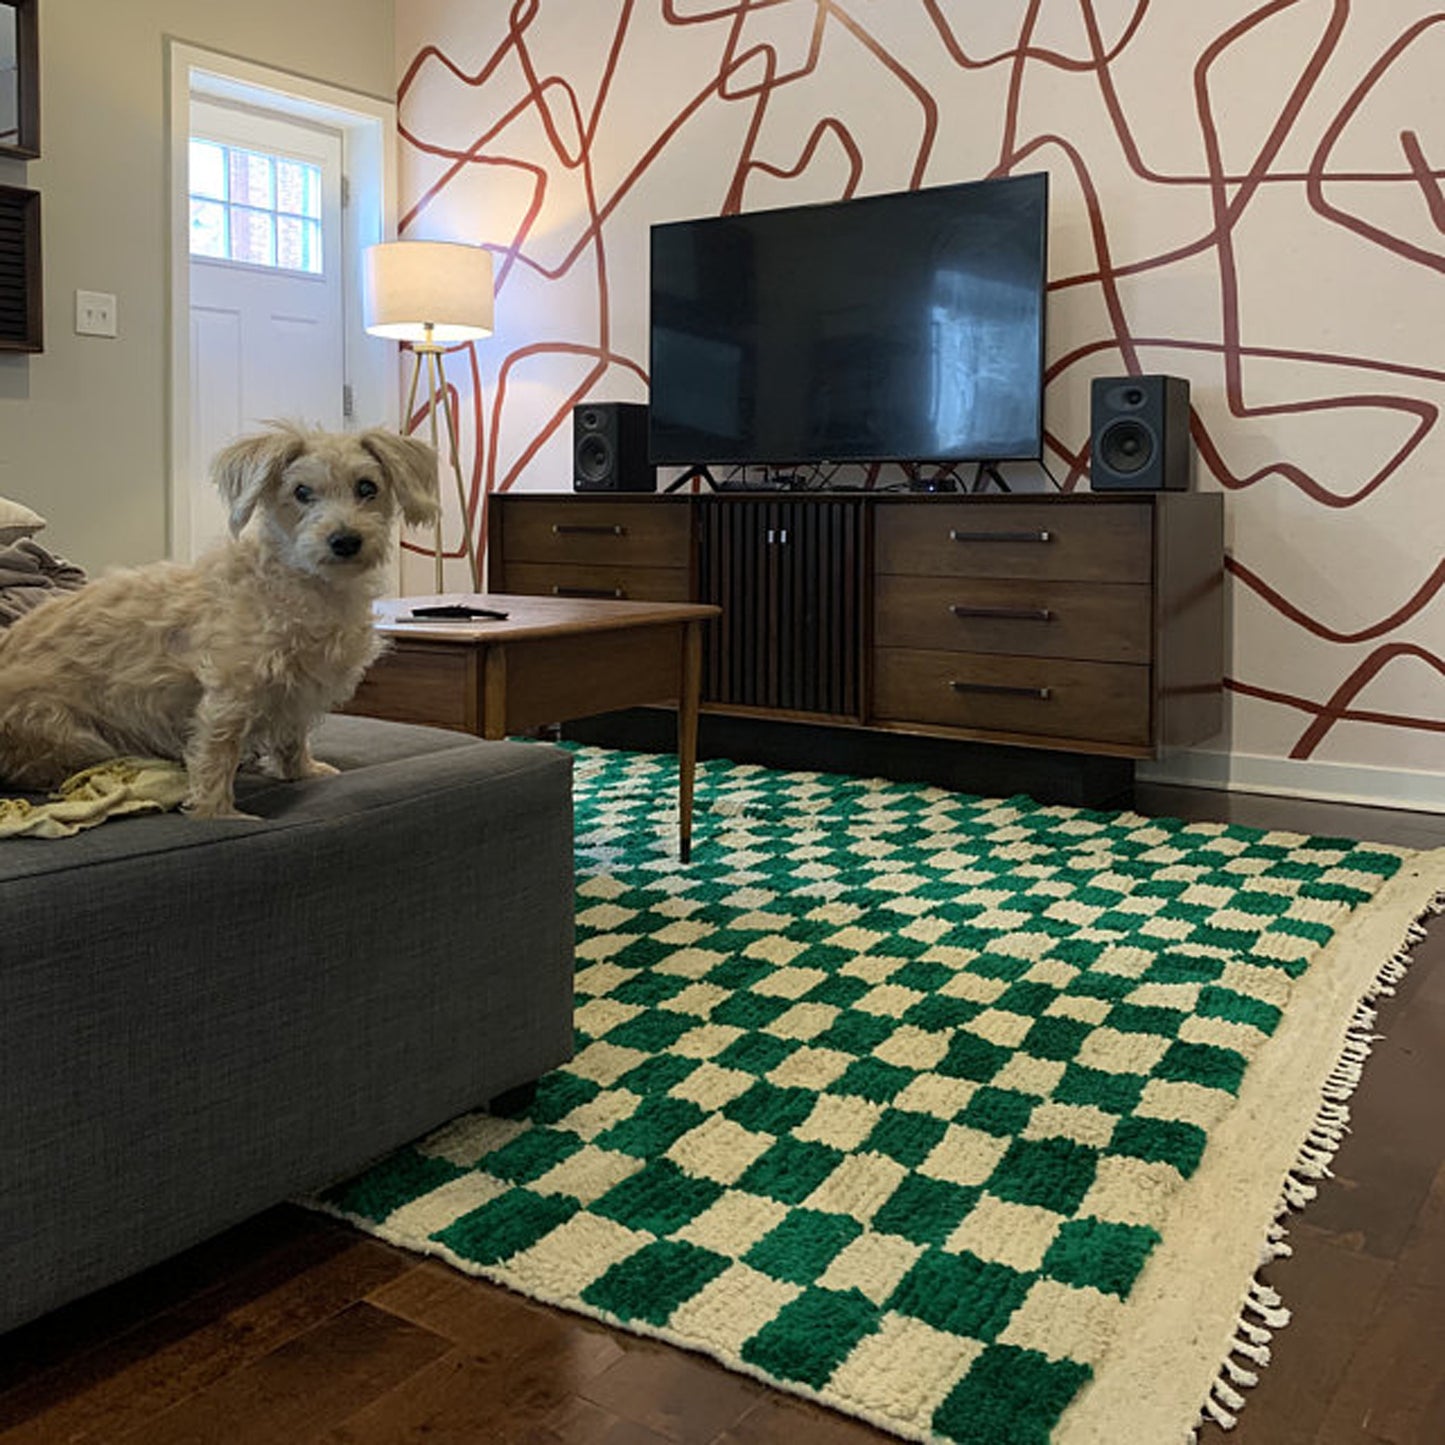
<box><xmin>1189</xmin><ymin>887</ymin><xmax>1444</xmax><ymax>1438</ymax></box>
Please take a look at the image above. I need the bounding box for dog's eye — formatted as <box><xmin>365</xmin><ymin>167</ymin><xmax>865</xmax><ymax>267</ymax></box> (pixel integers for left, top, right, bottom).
<box><xmin>293</xmin><ymin>484</ymin><xmax>315</xmax><ymax>504</ymax></box>
<box><xmin>356</xmin><ymin>479</ymin><xmax>379</xmax><ymax>500</ymax></box>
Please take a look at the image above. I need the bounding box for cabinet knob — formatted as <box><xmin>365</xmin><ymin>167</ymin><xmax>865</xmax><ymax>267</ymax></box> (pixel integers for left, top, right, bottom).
<box><xmin>553</xmin><ymin>523</ymin><xmax>626</xmax><ymax>536</ymax></box>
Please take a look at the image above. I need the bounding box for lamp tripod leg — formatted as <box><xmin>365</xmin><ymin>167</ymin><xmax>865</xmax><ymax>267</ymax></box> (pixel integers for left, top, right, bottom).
<box><xmin>401</xmin><ymin>351</ymin><xmax>436</xmax><ymax>591</ymax></box>
<box><xmin>436</xmin><ymin>368</ymin><xmax>480</xmax><ymax>590</ymax></box>
<box><xmin>423</xmin><ymin>351</ymin><xmax>444</xmax><ymax>593</ymax></box>
<box><xmin>404</xmin><ymin>349</ymin><xmax>424</xmax><ymax>431</ymax></box>
<box><xmin>399</xmin><ymin>341</ymin><xmax>479</xmax><ymax>594</ymax></box>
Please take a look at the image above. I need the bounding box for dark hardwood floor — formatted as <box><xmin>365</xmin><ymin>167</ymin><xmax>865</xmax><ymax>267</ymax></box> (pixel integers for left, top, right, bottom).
<box><xmin>2</xmin><ymin>784</ymin><xmax>1441</xmax><ymax>1445</ymax></box>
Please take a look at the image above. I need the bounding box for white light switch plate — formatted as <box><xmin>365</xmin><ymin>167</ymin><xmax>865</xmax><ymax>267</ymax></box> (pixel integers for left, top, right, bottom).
<box><xmin>75</xmin><ymin>290</ymin><xmax>118</xmax><ymax>338</ymax></box>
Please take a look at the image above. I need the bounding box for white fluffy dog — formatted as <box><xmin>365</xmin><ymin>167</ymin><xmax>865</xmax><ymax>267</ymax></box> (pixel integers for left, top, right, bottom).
<box><xmin>0</xmin><ymin>423</ymin><xmax>439</xmax><ymax>817</ymax></box>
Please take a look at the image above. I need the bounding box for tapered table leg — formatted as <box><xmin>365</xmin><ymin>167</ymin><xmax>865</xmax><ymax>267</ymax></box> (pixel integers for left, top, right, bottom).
<box><xmin>677</xmin><ymin>620</ymin><xmax>703</xmax><ymax>863</ymax></box>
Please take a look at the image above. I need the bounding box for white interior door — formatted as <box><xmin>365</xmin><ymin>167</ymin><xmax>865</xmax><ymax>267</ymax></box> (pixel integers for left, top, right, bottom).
<box><xmin>186</xmin><ymin>99</ymin><xmax>346</xmax><ymax>557</ymax></box>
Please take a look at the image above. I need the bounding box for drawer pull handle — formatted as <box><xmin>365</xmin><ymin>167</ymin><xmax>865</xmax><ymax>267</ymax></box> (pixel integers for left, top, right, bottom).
<box><xmin>949</xmin><ymin>680</ymin><xmax>1052</xmax><ymax>701</ymax></box>
<box><xmin>949</xmin><ymin>529</ymin><xmax>1052</xmax><ymax>544</ymax></box>
<box><xmin>949</xmin><ymin>605</ymin><xmax>1053</xmax><ymax>622</ymax></box>
<box><xmin>552</xmin><ymin>585</ymin><xmax>624</xmax><ymax>599</ymax></box>
<box><xmin>552</xmin><ymin>523</ymin><xmax>626</xmax><ymax>536</ymax></box>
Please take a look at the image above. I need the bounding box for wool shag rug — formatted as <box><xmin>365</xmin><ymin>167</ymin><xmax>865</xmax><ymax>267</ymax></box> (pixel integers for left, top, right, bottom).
<box><xmin>309</xmin><ymin>748</ymin><xmax>1445</xmax><ymax>1445</ymax></box>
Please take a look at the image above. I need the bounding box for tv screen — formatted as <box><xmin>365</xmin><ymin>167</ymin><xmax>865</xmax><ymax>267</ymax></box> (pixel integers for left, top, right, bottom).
<box><xmin>648</xmin><ymin>172</ymin><xmax>1048</xmax><ymax>470</ymax></box>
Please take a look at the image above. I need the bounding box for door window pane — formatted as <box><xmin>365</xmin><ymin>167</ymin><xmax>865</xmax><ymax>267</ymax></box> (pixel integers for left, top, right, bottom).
<box><xmin>230</xmin><ymin>207</ymin><xmax>275</xmax><ymax>267</ymax></box>
<box><xmin>188</xmin><ymin>137</ymin><xmax>324</xmax><ymax>275</ymax></box>
<box><xmin>277</xmin><ymin>215</ymin><xmax>322</xmax><ymax>272</ymax></box>
<box><xmin>229</xmin><ymin>149</ymin><xmax>274</xmax><ymax>209</ymax></box>
<box><xmin>189</xmin><ymin>198</ymin><xmax>228</xmax><ymax>258</ymax></box>
<box><xmin>189</xmin><ymin>140</ymin><xmax>226</xmax><ymax>200</ymax></box>
<box><xmin>275</xmin><ymin>158</ymin><xmax>320</xmax><ymax>219</ymax></box>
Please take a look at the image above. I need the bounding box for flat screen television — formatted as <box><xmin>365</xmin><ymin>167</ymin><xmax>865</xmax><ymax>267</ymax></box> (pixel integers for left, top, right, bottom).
<box><xmin>648</xmin><ymin>171</ymin><xmax>1048</xmax><ymax>471</ymax></box>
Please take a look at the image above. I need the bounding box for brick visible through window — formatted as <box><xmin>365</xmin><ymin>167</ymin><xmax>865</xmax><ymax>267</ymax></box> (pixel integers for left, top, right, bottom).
<box><xmin>188</xmin><ymin>138</ymin><xmax>323</xmax><ymax>275</ymax></box>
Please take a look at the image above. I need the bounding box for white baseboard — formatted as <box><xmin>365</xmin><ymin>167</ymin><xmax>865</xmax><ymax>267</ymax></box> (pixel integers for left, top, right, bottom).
<box><xmin>1136</xmin><ymin>749</ymin><xmax>1445</xmax><ymax>815</ymax></box>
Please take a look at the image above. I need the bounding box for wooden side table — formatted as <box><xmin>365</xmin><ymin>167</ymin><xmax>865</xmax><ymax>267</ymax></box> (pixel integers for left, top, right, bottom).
<box><xmin>343</xmin><ymin>594</ymin><xmax>720</xmax><ymax>862</ymax></box>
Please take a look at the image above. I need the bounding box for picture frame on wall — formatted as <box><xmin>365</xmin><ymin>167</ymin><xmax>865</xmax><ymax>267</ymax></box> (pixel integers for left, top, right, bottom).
<box><xmin>0</xmin><ymin>184</ymin><xmax>42</xmax><ymax>351</ymax></box>
<box><xmin>0</xmin><ymin>0</ymin><xmax>39</xmax><ymax>160</ymax></box>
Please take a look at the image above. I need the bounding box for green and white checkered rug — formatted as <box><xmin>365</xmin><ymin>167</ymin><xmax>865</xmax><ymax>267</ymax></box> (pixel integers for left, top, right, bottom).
<box><xmin>312</xmin><ymin>748</ymin><xmax>1445</xmax><ymax>1444</ymax></box>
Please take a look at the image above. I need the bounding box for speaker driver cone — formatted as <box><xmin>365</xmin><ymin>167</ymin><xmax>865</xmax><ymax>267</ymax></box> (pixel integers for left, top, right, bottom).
<box><xmin>1099</xmin><ymin>419</ymin><xmax>1155</xmax><ymax>475</ymax></box>
<box><xmin>576</xmin><ymin>434</ymin><xmax>613</xmax><ymax>484</ymax></box>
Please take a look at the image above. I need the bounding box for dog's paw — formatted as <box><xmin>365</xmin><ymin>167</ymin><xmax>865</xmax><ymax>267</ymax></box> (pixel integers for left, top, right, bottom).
<box><xmin>255</xmin><ymin>754</ymin><xmax>339</xmax><ymax>781</ymax></box>
<box><xmin>183</xmin><ymin>799</ymin><xmax>261</xmax><ymax>821</ymax></box>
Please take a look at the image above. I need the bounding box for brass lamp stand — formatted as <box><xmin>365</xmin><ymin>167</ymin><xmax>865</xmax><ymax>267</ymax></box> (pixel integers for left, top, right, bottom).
<box><xmin>403</xmin><ymin>324</ymin><xmax>478</xmax><ymax>591</ymax></box>
<box><xmin>362</xmin><ymin>240</ymin><xmax>495</xmax><ymax>592</ymax></box>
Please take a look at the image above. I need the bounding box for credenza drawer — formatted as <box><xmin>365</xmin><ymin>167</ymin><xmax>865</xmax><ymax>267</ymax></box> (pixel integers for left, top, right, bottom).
<box><xmin>874</xmin><ymin>576</ymin><xmax>1151</xmax><ymax>663</ymax></box>
<box><xmin>500</xmin><ymin>500</ymin><xmax>690</xmax><ymax>567</ymax></box>
<box><xmin>872</xmin><ymin>648</ymin><xmax>1151</xmax><ymax>747</ymax></box>
<box><xmin>875</xmin><ymin>502</ymin><xmax>1152</xmax><ymax>583</ymax></box>
<box><xmin>501</xmin><ymin>560</ymin><xmax>693</xmax><ymax>603</ymax></box>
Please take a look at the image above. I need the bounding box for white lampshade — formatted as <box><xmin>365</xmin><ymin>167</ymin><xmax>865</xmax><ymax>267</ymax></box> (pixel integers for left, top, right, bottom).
<box><xmin>363</xmin><ymin>240</ymin><xmax>494</xmax><ymax>343</ymax></box>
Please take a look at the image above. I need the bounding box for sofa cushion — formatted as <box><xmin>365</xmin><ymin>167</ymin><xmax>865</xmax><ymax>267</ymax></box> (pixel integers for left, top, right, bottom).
<box><xmin>0</xmin><ymin>714</ymin><xmax>539</xmax><ymax>884</ymax></box>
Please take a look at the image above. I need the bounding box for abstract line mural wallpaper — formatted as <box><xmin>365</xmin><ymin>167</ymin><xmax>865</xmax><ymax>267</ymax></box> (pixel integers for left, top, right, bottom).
<box><xmin>392</xmin><ymin>0</ymin><xmax>1444</xmax><ymax>799</ymax></box>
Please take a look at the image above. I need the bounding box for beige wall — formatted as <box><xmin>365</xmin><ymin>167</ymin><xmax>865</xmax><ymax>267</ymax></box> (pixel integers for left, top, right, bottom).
<box><xmin>0</xmin><ymin>0</ymin><xmax>395</xmax><ymax>572</ymax></box>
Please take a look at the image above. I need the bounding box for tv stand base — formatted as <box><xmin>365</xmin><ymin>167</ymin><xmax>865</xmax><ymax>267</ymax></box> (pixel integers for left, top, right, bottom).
<box><xmin>664</xmin><ymin>464</ymin><xmax>716</xmax><ymax>493</ymax></box>
<box><xmin>562</xmin><ymin>708</ymin><xmax>1136</xmax><ymax>810</ymax></box>
<box><xmin>487</xmin><ymin>491</ymin><xmax>1225</xmax><ymax>781</ymax></box>
<box><xmin>973</xmin><ymin>461</ymin><xmax>1011</xmax><ymax>493</ymax></box>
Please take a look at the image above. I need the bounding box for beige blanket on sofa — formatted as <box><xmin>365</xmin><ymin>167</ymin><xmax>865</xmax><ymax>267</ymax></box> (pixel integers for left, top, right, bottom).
<box><xmin>0</xmin><ymin>758</ymin><xmax>189</xmax><ymax>839</ymax></box>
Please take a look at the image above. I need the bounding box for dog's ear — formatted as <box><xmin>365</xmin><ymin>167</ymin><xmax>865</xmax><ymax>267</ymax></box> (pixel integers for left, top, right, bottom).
<box><xmin>211</xmin><ymin>425</ymin><xmax>309</xmax><ymax>535</ymax></box>
<box><xmin>360</xmin><ymin>429</ymin><xmax>441</xmax><ymax>528</ymax></box>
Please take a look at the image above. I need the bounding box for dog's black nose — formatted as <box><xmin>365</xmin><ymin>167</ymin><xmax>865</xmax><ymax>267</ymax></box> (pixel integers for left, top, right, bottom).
<box><xmin>328</xmin><ymin>531</ymin><xmax>363</xmax><ymax>558</ymax></box>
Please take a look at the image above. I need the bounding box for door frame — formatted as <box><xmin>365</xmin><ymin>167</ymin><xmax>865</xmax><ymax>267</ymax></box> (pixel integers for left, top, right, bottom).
<box><xmin>165</xmin><ymin>41</ymin><xmax>398</xmax><ymax>561</ymax></box>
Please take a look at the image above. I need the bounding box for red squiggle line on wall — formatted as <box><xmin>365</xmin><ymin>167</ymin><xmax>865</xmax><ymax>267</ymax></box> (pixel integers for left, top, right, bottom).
<box><xmin>1289</xmin><ymin>643</ymin><xmax>1445</xmax><ymax>758</ymax></box>
<box><xmin>746</xmin><ymin>117</ymin><xmax>865</xmax><ymax>195</ymax></box>
<box><xmin>1229</xmin><ymin>642</ymin><xmax>1445</xmax><ymax>757</ymax></box>
<box><xmin>1400</xmin><ymin>129</ymin><xmax>1445</xmax><ymax>231</ymax></box>
<box><xmin>1308</xmin><ymin>13</ymin><xmax>1445</xmax><ymax>273</ymax></box>
<box><xmin>1228</xmin><ymin>678</ymin><xmax>1445</xmax><ymax>738</ymax></box>
<box><xmin>1230</xmin><ymin>557</ymin><xmax>1445</xmax><ymax>645</ymax></box>
<box><xmin>923</xmin><ymin>0</ymin><xmax>1150</xmax><ymax>75</ymax></box>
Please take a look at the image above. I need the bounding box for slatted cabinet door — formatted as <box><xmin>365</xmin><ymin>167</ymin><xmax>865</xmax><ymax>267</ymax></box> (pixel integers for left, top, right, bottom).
<box><xmin>698</xmin><ymin>497</ymin><xmax>863</xmax><ymax>718</ymax></box>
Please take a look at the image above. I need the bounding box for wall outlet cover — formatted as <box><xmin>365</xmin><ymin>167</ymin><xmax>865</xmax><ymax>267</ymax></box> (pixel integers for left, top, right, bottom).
<box><xmin>75</xmin><ymin>290</ymin><xmax>118</xmax><ymax>338</ymax></box>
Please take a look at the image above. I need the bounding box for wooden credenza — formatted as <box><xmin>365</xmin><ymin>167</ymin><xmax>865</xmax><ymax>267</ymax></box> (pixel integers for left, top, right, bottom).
<box><xmin>487</xmin><ymin>491</ymin><xmax>1223</xmax><ymax>762</ymax></box>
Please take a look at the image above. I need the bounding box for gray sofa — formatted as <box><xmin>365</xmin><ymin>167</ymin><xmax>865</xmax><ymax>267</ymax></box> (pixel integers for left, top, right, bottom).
<box><xmin>0</xmin><ymin>713</ymin><xmax>575</xmax><ymax>1335</ymax></box>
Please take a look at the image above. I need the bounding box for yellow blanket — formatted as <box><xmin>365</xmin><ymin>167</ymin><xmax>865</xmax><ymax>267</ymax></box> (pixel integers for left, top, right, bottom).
<box><xmin>0</xmin><ymin>758</ymin><xmax>189</xmax><ymax>839</ymax></box>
